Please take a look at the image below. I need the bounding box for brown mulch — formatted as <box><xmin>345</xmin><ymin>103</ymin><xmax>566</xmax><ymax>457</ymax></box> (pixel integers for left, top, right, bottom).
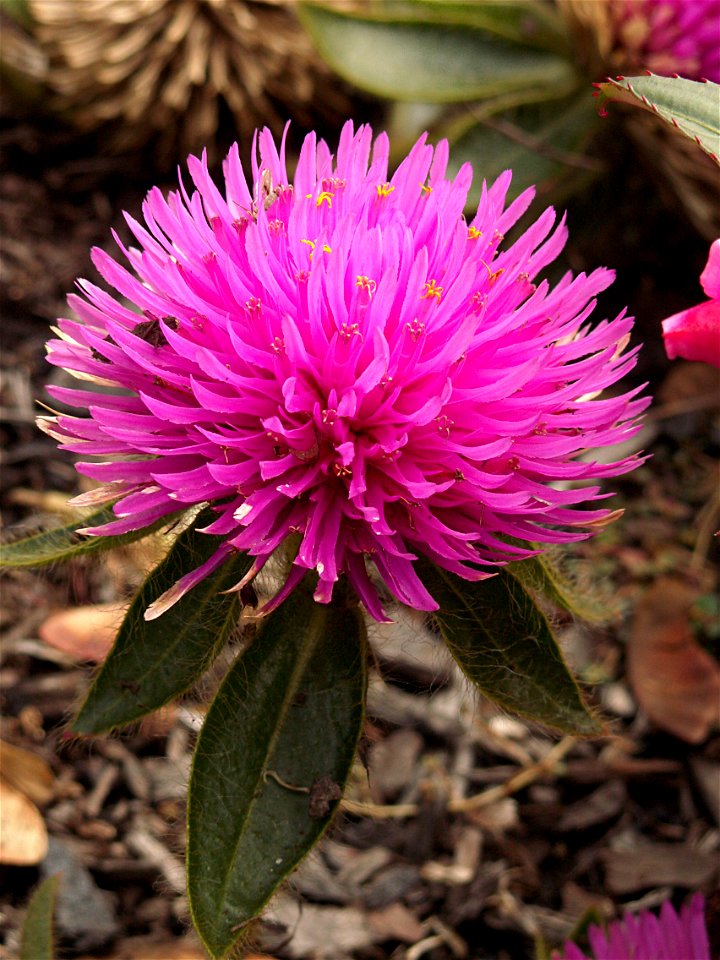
<box><xmin>1</xmin><ymin>109</ymin><xmax>719</xmax><ymax>960</ymax></box>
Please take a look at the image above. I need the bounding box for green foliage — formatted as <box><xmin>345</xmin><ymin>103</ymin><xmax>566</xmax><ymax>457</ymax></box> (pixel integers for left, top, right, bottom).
<box><xmin>420</xmin><ymin>562</ymin><xmax>602</xmax><ymax>734</ymax></box>
<box><xmin>73</xmin><ymin>510</ymin><xmax>252</xmax><ymax>734</ymax></box>
<box><xmin>299</xmin><ymin>2</ymin><xmax>576</xmax><ymax>103</ymax></box>
<box><xmin>1</xmin><ymin>0</ymin><xmax>33</xmax><ymax>29</ymax></box>
<box><xmin>595</xmin><ymin>75</ymin><xmax>720</xmax><ymax>162</ymax></box>
<box><xmin>0</xmin><ymin>503</ymin><xmax>184</xmax><ymax>568</ymax></box>
<box><xmin>187</xmin><ymin>584</ymin><xmax>367</xmax><ymax>958</ymax></box>
<box><xmin>367</xmin><ymin>0</ymin><xmax>570</xmax><ymax>52</ymax></box>
<box><xmin>20</xmin><ymin>875</ymin><xmax>58</xmax><ymax>960</ymax></box>
<box><xmin>507</xmin><ymin>551</ymin><xmax>613</xmax><ymax>624</ymax></box>
<box><xmin>443</xmin><ymin>88</ymin><xmax>602</xmax><ymax>205</ymax></box>
<box><xmin>300</xmin><ymin>0</ymin><xmax>596</xmax><ymax>202</ymax></box>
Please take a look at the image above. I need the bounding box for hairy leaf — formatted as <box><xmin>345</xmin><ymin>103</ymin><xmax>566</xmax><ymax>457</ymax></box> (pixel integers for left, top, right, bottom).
<box><xmin>420</xmin><ymin>563</ymin><xmax>602</xmax><ymax>734</ymax></box>
<box><xmin>188</xmin><ymin>587</ymin><xmax>367</xmax><ymax>958</ymax></box>
<box><xmin>20</xmin><ymin>875</ymin><xmax>58</xmax><ymax>960</ymax></box>
<box><xmin>300</xmin><ymin>3</ymin><xmax>575</xmax><ymax>103</ymax></box>
<box><xmin>73</xmin><ymin>511</ymin><xmax>251</xmax><ymax>734</ymax></box>
<box><xmin>0</xmin><ymin>503</ymin><xmax>184</xmax><ymax>568</ymax></box>
<box><xmin>507</xmin><ymin>552</ymin><xmax>613</xmax><ymax>624</ymax></box>
<box><xmin>596</xmin><ymin>75</ymin><xmax>720</xmax><ymax>162</ymax></box>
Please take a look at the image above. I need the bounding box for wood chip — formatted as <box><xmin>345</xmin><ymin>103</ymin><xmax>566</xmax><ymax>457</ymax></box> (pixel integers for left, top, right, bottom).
<box><xmin>368</xmin><ymin>605</ymin><xmax>452</xmax><ymax>685</ymax></box>
<box><xmin>41</xmin><ymin>837</ymin><xmax>119</xmax><ymax>950</ymax></box>
<box><xmin>124</xmin><ymin>822</ymin><xmax>186</xmax><ymax>895</ymax></box>
<box><xmin>367</xmin><ymin>902</ymin><xmax>425</xmax><ymax>943</ymax></box>
<box><xmin>38</xmin><ymin>602</ymin><xmax>127</xmax><ymax>662</ymax></box>
<box><xmin>556</xmin><ymin>780</ymin><xmax>626</xmax><ymax>832</ymax></box>
<box><xmin>91</xmin><ymin>937</ymin><xmax>213</xmax><ymax>959</ymax></box>
<box><xmin>335</xmin><ymin>845</ymin><xmax>393</xmax><ymax>890</ymax></box>
<box><xmin>264</xmin><ymin>896</ymin><xmax>375</xmax><ymax>958</ymax></box>
<box><xmin>628</xmin><ymin>578</ymin><xmax>720</xmax><ymax>743</ymax></box>
<box><xmin>0</xmin><ymin>739</ymin><xmax>54</xmax><ymax>806</ymax></box>
<box><xmin>690</xmin><ymin>758</ymin><xmax>720</xmax><ymax>827</ymax></box>
<box><xmin>601</xmin><ymin>843</ymin><xmax>719</xmax><ymax>893</ymax></box>
<box><xmin>0</xmin><ymin>774</ymin><xmax>48</xmax><ymax>864</ymax></box>
<box><xmin>366</xmin><ymin>676</ymin><xmax>468</xmax><ymax>738</ymax></box>
<box><xmin>361</xmin><ymin>863</ymin><xmax>422</xmax><ymax>909</ymax></box>
<box><xmin>368</xmin><ymin>728</ymin><xmax>423</xmax><ymax>802</ymax></box>
<box><xmin>292</xmin><ymin>853</ymin><xmax>347</xmax><ymax>903</ymax></box>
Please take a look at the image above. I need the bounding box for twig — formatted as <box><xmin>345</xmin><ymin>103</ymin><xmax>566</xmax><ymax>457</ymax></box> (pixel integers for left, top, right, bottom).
<box><xmin>342</xmin><ymin>737</ymin><xmax>576</xmax><ymax>820</ymax></box>
<box><xmin>470</xmin><ymin>113</ymin><xmax>606</xmax><ymax>173</ymax></box>
<box><xmin>263</xmin><ymin>769</ymin><xmax>309</xmax><ymax>793</ymax></box>
<box><xmin>448</xmin><ymin>736</ymin><xmax>576</xmax><ymax>813</ymax></box>
<box><xmin>406</xmin><ymin>935</ymin><xmax>445</xmax><ymax>960</ymax></box>
<box><xmin>340</xmin><ymin>797</ymin><xmax>420</xmax><ymax>819</ymax></box>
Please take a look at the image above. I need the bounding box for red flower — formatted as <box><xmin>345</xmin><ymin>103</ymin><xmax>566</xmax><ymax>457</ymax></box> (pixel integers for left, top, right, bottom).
<box><xmin>662</xmin><ymin>239</ymin><xmax>720</xmax><ymax>368</ymax></box>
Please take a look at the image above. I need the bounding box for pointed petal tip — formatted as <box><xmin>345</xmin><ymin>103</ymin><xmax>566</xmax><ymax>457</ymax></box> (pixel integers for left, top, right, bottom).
<box><xmin>143</xmin><ymin>581</ymin><xmax>190</xmax><ymax>621</ymax></box>
<box><xmin>220</xmin><ymin>560</ymin><xmax>260</xmax><ymax>595</ymax></box>
<box><xmin>66</xmin><ymin>486</ymin><xmax>122</xmax><ymax>508</ymax></box>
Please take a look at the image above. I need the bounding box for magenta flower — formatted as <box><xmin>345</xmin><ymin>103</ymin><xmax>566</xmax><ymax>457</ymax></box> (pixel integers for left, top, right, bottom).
<box><xmin>43</xmin><ymin>123</ymin><xmax>647</xmax><ymax>620</ymax></box>
<box><xmin>559</xmin><ymin>892</ymin><xmax>710</xmax><ymax>960</ymax></box>
<box><xmin>662</xmin><ymin>239</ymin><xmax>720</xmax><ymax>368</ymax></box>
<box><xmin>607</xmin><ymin>0</ymin><xmax>720</xmax><ymax>82</ymax></box>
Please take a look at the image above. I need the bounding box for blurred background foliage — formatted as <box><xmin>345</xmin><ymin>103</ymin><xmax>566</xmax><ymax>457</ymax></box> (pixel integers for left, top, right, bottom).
<box><xmin>0</xmin><ymin>0</ymin><xmax>718</xmax><ymax>363</ymax></box>
<box><xmin>298</xmin><ymin>0</ymin><xmax>719</xmax><ymax>238</ymax></box>
<box><xmin>1</xmin><ymin>0</ymin><xmax>358</xmax><ymax>163</ymax></box>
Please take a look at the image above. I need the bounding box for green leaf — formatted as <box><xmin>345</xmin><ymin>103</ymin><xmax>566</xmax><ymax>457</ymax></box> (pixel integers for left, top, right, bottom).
<box><xmin>444</xmin><ymin>88</ymin><xmax>602</xmax><ymax>207</ymax></box>
<box><xmin>419</xmin><ymin>563</ymin><xmax>602</xmax><ymax>734</ymax></box>
<box><xmin>355</xmin><ymin>0</ymin><xmax>570</xmax><ymax>54</ymax></box>
<box><xmin>0</xmin><ymin>503</ymin><xmax>184</xmax><ymax>568</ymax></box>
<box><xmin>73</xmin><ymin>510</ymin><xmax>252</xmax><ymax>734</ymax></box>
<box><xmin>595</xmin><ymin>75</ymin><xmax>720</xmax><ymax>162</ymax></box>
<box><xmin>299</xmin><ymin>3</ymin><xmax>576</xmax><ymax>103</ymax></box>
<box><xmin>188</xmin><ymin>586</ymin><xmax>367</xmax><ymax>958</ymax></box>
<box><xmin>20</xmin><ymin>875</ymin><xmax>59</xmax><ymax>960</ymax></box>
<box><xmin>2</xmin><ymin>0</ymin><xmax>33</xmax><ymax>29</ymax></box>
<box><xmin>507</xmin><ymin>552</ymin><xmax>613</xmax><ymax>624</ymax></box>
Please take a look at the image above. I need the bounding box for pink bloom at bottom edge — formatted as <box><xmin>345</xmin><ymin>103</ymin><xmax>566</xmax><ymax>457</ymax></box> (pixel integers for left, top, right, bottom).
<box><xmin>662</xmin><ymin>239</ymin><xmax>720</xmax><ymax>368</ymax></box>
<box><xmin>43</xmin><ymin>121</ymin><xmax>649</xmax><ymax>621</ymax></box>
<box><xmin>558</xmin><ymin>893</ymin><xmax>710</xmax><ymax>960</ymax></box>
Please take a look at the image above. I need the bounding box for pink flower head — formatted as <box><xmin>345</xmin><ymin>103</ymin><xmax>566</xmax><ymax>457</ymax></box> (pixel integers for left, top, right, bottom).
<box><xmin>607</xmin><ymin>0</ymin><xmax>720</xmax><ymax>81</ymax></box>
<box><xmin>662</xmin><ymin>239</ymin><xmax>720</xmax><ymax>368</ymax></box>
<box><xmin>44</xmin><ymin>123</ymin><xmax>647</xmax><ymax>620</ymax></box>
<box><xmin>559</xmin><ymin>892</ymin><xmax>710</xmax><ymax>960</ymax></box>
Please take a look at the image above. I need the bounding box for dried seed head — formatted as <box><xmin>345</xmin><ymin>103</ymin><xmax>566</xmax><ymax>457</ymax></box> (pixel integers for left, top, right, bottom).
<box><xmin>27</xmin><ymin>0</ymin><xmax>352</xmax><ymax>164</ymax></box>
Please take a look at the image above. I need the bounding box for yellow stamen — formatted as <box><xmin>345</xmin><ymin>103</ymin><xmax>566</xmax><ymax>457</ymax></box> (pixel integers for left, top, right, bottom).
<box><xmin>420</xmin><ymin>183</ymin><xmax>433</xmax><ymax>194</ymax></box>
<box><xmin>468</xmin><ymin>226</ymin><xmax>483</xmax><ymax>239</ymax></box>
<box><xmin>339</xmin><ymin>322</ymin><xmax>362</xmax><ymax>342</ymax></box>
<box><xmin>422</xmin><ymin>279</ymin><xmax>443</xmax><ymax>301</ymax></box>
<box><xmin>377</xmin><ymin>183</ymin><xmax>395</xmax><ymax>197</ymax></box>
<box><xmin>355</xmin><ymin>275</ymin><xmax>377</xmax><ymax>296</ymax></box>
<box><xmin>405</xmin><ymin>318</ymin><xmax>425</xmax><ymax>341</ymax></box>
<box><xmin>316</xmin><ymin>191</ymin><xmax>334</xmax><ymax>208</ymax></box>
<box><xmin>435</xmin><ymin>415</ymin><xmax>454</xmax><ymax>437</ymax></box>
<box><xmin>480</xmin><ymin>259</ymin><xmax>504</xmax><ymax>283</ymax></box>
<box><xmin>300</xmin><ymin>237</ymin><xmax>326</xmax><ymax>261</ymax></box>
